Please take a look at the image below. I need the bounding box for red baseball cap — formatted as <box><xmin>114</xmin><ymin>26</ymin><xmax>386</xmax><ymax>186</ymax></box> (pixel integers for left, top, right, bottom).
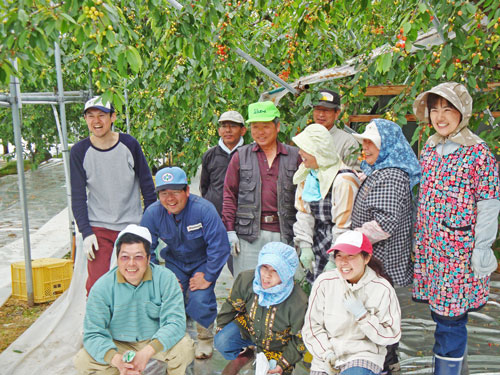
<box><xmin>327</xmin><ymin>230</ymin><xmax>373</xmax><ymax>255</ymax></box>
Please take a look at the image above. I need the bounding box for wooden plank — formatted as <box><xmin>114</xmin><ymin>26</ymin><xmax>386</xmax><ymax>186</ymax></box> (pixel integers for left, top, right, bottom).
<box><xmin>348</xmin><ymin>111</ymin><xmax>499</xmax><ymax>125</ymax></box>
<box><xmin>364</xmin><ymin>85</ymin><xmax>407</xmax><ymax>96</ymax></box>
<box><xmin>362</xmin><ymin>82</ymin><xmax>499</xmax><ymax>96</ymax></box>
<box><xmin>348</xmin><ymin>114</ymin><xmax>417</xmax><ymax>124</ymax></box>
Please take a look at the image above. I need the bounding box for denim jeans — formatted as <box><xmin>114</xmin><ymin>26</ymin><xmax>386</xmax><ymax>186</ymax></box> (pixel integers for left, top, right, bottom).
<box><xmin>341</xmin><ymin>367</ymin><xmax>380</xmax><ymax>375</ymax></box>
<box><xmin>431</xmin><ymin>311</ymin><xmax>468</xmax><ymax>358</ymax></box>
<box><xmin>214</xmin><ymin>321</ymin><xmax>254</xmax><ymax>360</ymax></box>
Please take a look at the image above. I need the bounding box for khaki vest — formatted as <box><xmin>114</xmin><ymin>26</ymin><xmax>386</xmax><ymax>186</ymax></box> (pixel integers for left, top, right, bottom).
<box><xmin>235</xmin><ymin>143</ymin><xmax>299</xmax><ymax>244</ymax></box>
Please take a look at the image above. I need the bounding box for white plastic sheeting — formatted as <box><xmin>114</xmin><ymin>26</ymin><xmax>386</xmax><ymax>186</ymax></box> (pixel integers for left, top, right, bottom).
<box><xmin>0</xmin><ymin>235</ymin><xmax>86</xmax><ymax>374</ymax></box>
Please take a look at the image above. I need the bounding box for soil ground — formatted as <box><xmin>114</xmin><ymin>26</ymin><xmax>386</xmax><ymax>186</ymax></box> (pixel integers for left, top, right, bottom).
<box><xmin>0</xmin><ymin>296</ymin><xmax>54</xmax><ymax>353</ymax></box>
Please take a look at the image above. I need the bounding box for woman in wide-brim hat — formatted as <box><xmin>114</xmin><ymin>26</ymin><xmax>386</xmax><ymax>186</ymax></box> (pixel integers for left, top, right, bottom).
<box><xmin>412</xmin><ymin>82</ymin><xmax>500</xmax><ymax>374</ymax></box>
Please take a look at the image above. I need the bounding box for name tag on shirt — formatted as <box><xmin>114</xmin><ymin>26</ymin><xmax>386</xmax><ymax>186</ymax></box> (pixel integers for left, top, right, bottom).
<box><xmin>187</xmin><ymin>223</ymin><xmax>203</xmax><ymax>232</ymax></box>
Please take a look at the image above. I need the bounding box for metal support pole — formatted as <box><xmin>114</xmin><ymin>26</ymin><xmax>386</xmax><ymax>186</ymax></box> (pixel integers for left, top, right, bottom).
<box><xmin>9</xmin><ymin>59</ymin><xmax>34</xmax><ymax>306</ymax></box>
<box><xmin>234</xmin><ymin>48</ymin><xmax>298</xmax><ymax>96</ymax></box>
<box><xmin>54</xmin><ymin>42</ymin><xmax>75</xmax><ymax>258</ymax></box>
<box><xmin>124</xmin><ymin>86</ymin><xmax>130</xmax><ymax>134</ymax></box>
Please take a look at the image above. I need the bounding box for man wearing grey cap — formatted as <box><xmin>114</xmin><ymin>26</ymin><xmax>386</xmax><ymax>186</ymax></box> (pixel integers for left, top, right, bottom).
<box><xmin>200</xmin><ymin>110</ymin><xmax>247</xmax><ymax>216</ymax></box>
<box><xmin>312</xmin><ymin>89</ymin><xmax>361</xmax><ymax>170</ymax></box>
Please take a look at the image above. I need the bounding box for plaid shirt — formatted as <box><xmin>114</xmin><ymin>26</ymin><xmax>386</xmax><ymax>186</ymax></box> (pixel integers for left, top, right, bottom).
<box><xmin>310</xmin><ymin>358</ymin><xmax>382</xmax><ymax>374</ymax></box>
<box><xmin>307</xmin><ymin>189</ymin><xmax>333</xmax><ymax>282</ymax></box>
<box><xmin>351</xmin><ymin>168</ymin><xmax>413</xmax><ymax>286</ymax></box>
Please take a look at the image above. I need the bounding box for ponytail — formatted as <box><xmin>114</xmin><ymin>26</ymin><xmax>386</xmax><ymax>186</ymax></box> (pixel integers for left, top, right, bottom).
<box><xmin>363</xmin><ymin>252</ymin><xmax>393</xmax><ymax>286</ymax></box>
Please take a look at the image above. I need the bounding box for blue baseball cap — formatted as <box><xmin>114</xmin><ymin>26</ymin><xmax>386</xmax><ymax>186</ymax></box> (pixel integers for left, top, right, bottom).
<box><xmin>155</xmin><ymin>167</ymin><xmax>188</xmax><ymax>192</ymax></box>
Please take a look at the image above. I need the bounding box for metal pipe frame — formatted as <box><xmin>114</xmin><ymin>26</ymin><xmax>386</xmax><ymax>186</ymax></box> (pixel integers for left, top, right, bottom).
<box><xmin>9</xmin><ymin>58</ymin><xmax>35</xmax><ymax>306</ymax></box>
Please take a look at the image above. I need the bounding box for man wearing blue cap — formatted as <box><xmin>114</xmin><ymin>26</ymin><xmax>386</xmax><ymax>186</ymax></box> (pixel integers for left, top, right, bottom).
<box><xmin>70</xmin><ymin>96</ymin><xmax>156</xmax><ymax>294</ymax></box>
<box><xmin>140</xmin><ymin>166</ymin><xmax>230</xmax><ymax>360</ymax></box>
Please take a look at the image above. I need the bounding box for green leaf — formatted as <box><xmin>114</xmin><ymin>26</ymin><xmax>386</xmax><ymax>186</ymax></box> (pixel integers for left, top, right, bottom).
<box><xmin>381</xmin><ymin>52</ymin><xmax>392</xmax><ymax>73</ymax></box>
<box><xmin>441</xmin><ymin>44</ymin><xmax>452</xmax><ymax>62</ymax></box>
<box><xmin>126</xmin><ymin>46</ymin><xmax>143</xmax><ymax>73</ymax></box>
<box><xmin>60</xmin><ymin>13</ymin><xmax>77</xmax><ymax>24</ymax></box>
<box><xmin>403</xmin><ymin>22</ymin><xmax>411</xmax><ymax>34</ymax></box>
<box><xmin>18</xmin><ymin>9</ymin><xmax>28</xmax><ymax>24</ymax></box>
<box><xmin>492</xmin><ymin>40</ymin><xmax>500</xmax><ymax>52</ymax></box>
<box><xmin>468</xmin><ymin>76</ymin><xmax>477</xmax><ymax>90</ymax></box>
<box><xmin>472</xmin><ymin>54</ymin><xmax>480</xmax><ymax>65</ymax></box>
<box><xmin>434</xmin><ymin>61</ymin><xmax>446</xmax><ymax>79</ymax></box>
<box><xmin>446</xmin><ymin>63</ymin><xmax>455</xmax><ymax>80</ymax></box>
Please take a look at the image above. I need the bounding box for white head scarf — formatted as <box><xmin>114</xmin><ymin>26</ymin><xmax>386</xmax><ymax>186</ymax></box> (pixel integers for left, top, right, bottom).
<box><xmin>292</xmin><ymin>124</ymin><xmax>343</xmax><ymax>199</ymax></box>
<box><xmin>413</xmin><ymin>82</ymin><xmax>482</xmax><ymax>147</ymax></box>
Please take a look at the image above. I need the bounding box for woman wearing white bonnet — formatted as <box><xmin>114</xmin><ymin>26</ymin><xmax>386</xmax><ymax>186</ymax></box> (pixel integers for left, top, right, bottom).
<box><xmin>292</xmin><ymin>123</ymin><xmax>360</xmax><ymax>283</ymax></box>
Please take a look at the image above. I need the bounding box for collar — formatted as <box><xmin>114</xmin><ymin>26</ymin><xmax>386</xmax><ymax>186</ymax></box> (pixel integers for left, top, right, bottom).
<box><xmin>251</xmin><ymin>141</ymin><xmax>288</xmax><ymax>155</ymax></box>
<box><xmin>218</xmin><ymin>137</ymin><xmax>244</xmax><ymax>154</ymax></box>
<box><xmin>117</xmin><ymin>264</ymin><xmax>153</xmax><ymax>284</ymax></box>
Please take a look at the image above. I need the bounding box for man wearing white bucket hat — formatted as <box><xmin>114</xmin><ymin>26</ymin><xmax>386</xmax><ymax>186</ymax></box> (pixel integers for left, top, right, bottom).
<box><xmin>74</xmin><ymin>224</ymin><xmax>195</xmax><ymax>375</ymax></box>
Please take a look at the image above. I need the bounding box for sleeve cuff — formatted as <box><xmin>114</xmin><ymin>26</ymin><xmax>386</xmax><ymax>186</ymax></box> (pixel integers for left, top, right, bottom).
<box><xmin>82</xmin><ymin>228</ymin><xmax>94</xmax><ymax>239</ymax></box>
<box><xmin>277</xmin><ymin>355</ymin><xmax>292</xmax><ymax>371</ymax></box>
<box><xmin>104</xmin><ymin>348</ymin><xmax>118</xmax><ymax>364</ymax></box>
<box><xmin>149</xmin><ymin>339</ymin><xmax>164</xmax><ymax>353</ymax></box>
<box><xmin>204</xmin><ymin>273</ymin><xmax>216</xmax><ymax>283</ymax></box>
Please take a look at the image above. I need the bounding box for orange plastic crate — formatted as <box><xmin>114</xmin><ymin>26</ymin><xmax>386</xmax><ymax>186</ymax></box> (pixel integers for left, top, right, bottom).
<box><xmin>11</xmin><ymin>258</ymin><xmax>73</xmax><ymax>303</ymax></box>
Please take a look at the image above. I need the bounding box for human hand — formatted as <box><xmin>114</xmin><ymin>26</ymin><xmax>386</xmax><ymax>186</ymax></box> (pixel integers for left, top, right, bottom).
<box><xmin>227</xmin><ymin>231</ymin><xmax>240</xmax><ymax>256</ymax></box>
<box><xmin>299</xmin><ymin>247</ymin><xmax>314</xmax><ymax>272</ymax></box>
<box><xmin>110</xmin><ymin>353</ymin><xmax>140</xmax><ymax>375</ymax></box>
<box><xmin>83</xmin><ymin>234</ymin><xmax>99</xmax><ymax>261</ymax></box>
<box><xmin>471</xmin><ymin>247</ymin><xmax>498</xmax><ymax>278</ymax></box>
<box><xmin>326</xmin><ymin>351</ymin><xmax>337</xmax><ymax>373</ymax></box>
<box><xmin>343</xmin><ymin>289</ymin><xmax>367</xmax><ymax>320</ymax></box>
<box><xmin>189</xmin><ymin>272</ymin><xmax>212</xmax><ymax>291</ymax></box>
<box><xmin>268</xmin><ymin>364</ymin><xmax>283</xmax><ymax>374</ymax></box>
<box><xmin>131</xmin><ymin>344</ymin><xmax>155</xmax><ymax>373</ymax></box>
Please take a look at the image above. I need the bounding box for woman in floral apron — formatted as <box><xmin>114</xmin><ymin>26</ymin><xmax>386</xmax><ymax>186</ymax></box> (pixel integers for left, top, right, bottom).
<box><xmin>412</xmin><ymin>82</ymin><xmax>500</xmax><ymax>374</ymax></box>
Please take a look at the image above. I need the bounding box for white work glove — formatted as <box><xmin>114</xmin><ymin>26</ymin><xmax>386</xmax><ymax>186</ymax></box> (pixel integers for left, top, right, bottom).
<box><xmin>343</xmin><ymin>289</ymin><xmax>367</xmax><ymax>320</ymax></box>
<box><xmin>323</xmin><ymin>259</ymin><xmax>336</xmax><ymax>272</ymax></box>
<box><xmin>83</xmin><ymin>234</ymin><xmax>99</xmax><ymax>261</ymax></box>
<box><xmin>227</xmin><ymin>231</ymin><xmax>240</xmax><ymax>256</ymax></box>
<box><xmin>299</xmin><ymin>246</ymin><xmax>314</xmax><ymax>272</ymax></box>
<box><xmin>325</xmin><ymin>350</ymin><xmax>338</xmax><ymax>374</ymax></box>
<box><xmin>471</xmin><ymin>247</ymin><xmax>498</xmax><ymax>278</ymax></box>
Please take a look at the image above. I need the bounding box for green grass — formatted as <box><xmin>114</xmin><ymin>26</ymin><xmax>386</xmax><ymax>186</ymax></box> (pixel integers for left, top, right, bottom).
<box><xmin>0</xmin><ymin>160</ymin><xmax>32</xmax><ymax>177</ymax></box>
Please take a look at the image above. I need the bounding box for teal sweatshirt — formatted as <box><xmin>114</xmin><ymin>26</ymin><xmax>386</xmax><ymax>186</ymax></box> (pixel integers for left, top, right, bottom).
<box><xmin>83</xmin><ymin>263</ymin><xmax>186</xmax><ymax>364</ymax></box>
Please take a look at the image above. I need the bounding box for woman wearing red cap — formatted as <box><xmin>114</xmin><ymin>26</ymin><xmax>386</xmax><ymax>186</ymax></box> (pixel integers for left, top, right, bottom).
<box><xmin>302</xmin><ymin>231</ymin><xmax>401</xmax><ymax>375</ymax></box>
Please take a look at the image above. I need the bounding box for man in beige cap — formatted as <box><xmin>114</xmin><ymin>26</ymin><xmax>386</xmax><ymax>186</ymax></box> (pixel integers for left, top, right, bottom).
<box><xmin>200</xmin><ymin>110</ymin><xmax>246</xmax><ymax>217</ymax></box>
<box><xmin>312</xmin><ymin>89</ymin><xmax>361</xmax><ymax>170</ymax></box>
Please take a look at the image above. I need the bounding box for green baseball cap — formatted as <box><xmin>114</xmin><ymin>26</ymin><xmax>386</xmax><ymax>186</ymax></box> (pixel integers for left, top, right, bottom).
<box><xmin>246</xmin><ymin>101</ymin><xmax>280</xmax><ymax>123</ymax></box>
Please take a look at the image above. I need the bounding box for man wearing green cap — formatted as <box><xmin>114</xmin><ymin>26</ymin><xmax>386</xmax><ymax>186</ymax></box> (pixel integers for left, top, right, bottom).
<box><xmin>222</xmin><ymin>101</ymin><xmax>300</xmax><ymax>277</ymax></box>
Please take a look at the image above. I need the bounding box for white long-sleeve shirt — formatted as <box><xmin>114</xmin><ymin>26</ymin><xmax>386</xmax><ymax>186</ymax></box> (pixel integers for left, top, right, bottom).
<box><xmin>302</xmin><ymin>267</ymin><xmax>401</xmax><ymax>373</ymax></box>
